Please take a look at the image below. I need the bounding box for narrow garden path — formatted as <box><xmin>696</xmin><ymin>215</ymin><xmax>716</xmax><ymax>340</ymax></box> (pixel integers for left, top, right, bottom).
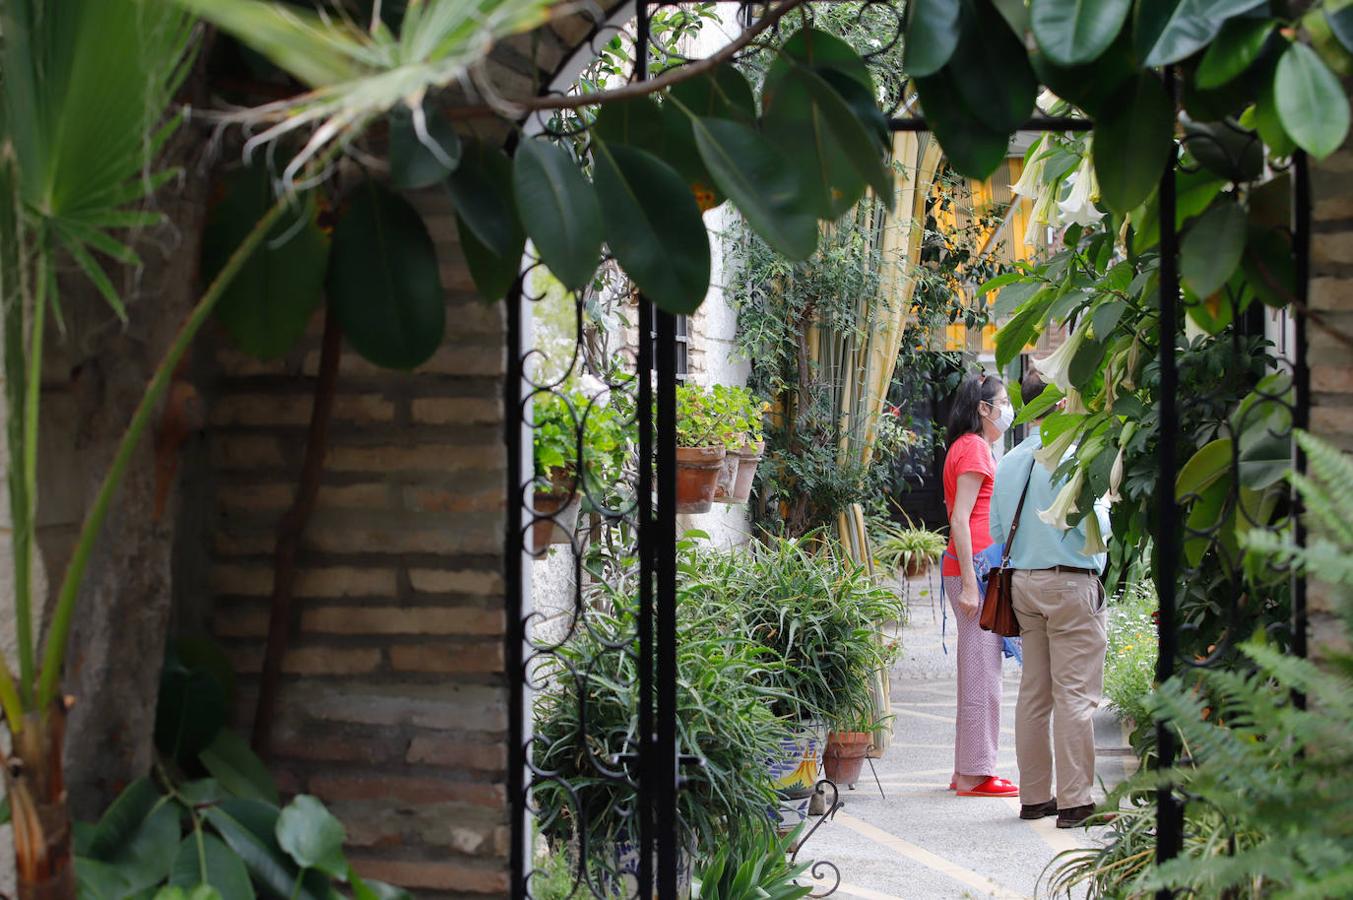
<box><xmin>799</xmin><ymin>575</ymin><xmax>1135</xmax><ymax>900</ymax></box>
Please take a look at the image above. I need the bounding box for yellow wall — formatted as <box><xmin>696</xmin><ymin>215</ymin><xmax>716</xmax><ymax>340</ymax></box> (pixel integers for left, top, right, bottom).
<box><xmin>933</xmin><ymin>157</ymin><xmax>1041</xmax><ymax>355</ymax></box>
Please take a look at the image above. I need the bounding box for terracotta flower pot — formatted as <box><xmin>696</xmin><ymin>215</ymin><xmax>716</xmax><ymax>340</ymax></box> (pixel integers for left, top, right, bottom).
<box><xmin>902</xmin><ymin>555</ymin><xmax>933</xmax><ymax>578</ymax></box>
<box><xmin>676</xmin><ymin>446</ymin><xmax>725</xmax><ymax>514</ymax></box>
<box><xmin>823</xmin><ymin>730</ymin><xmax>872</xmax><ymax>788</ymax></box>
<box><xmin>531</xmin><ymin>488</ymin><xmax>581</xmax><ymax>555</ymax></box>
<box><xmin>712</xmin><ymin>449</ymin><xmax>741</xmax><ymax>503</ymax></box>
<box><xmin>730</xmin><ymin>442</ymin><xmax>763</xmax><ymax>502</ymax></box>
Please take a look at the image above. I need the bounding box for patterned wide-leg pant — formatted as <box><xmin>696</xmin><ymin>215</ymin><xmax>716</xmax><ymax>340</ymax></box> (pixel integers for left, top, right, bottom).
<box><xmin>943</xmin><ymin>576</ymin><xmax>1005</xmax><ymax>778</ymax></box>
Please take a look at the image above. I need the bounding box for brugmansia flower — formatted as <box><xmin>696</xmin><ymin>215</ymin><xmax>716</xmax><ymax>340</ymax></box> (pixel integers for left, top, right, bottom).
<box><xmin>1012</xmin><ymin>139</ymin><xmax>1046</xmax><ymax>198</ymax></box>
<box><xmin>1038</xmin><ymin>468</ymin><xmax>1085</xmax><ymax>531</ymax></box>
<box><xmin>1082</xmin><ymin>508</ymin><xmax>1107</xmax><ymax>555</ymax></box>
<box><xmin>1105</xmin><ymin>447</ymin><xmax>1126</xmax><ymax>504</ymax></box>
<box><xmin>1057</xmin><ymin>153</ymin><xmax>1104</xmax><ymax>227</ymax></box>
<box><xmin>1033</xmin><ymin>321</ymin><xmax>1089</xmax><ymax>393</ymax></box>
<box><xmin>1024</xmin><ymin>188</ymin><xmax>1057</xmax><ymax>247</ymax></box>
<box><xmin>1035</xmin><ymin>425</ymin><xmax>1077</xmax><ymax>472</ymax></box>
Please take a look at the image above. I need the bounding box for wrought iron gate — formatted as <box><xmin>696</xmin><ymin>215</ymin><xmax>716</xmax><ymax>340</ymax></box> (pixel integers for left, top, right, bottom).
<box><xmin>505</xmin><ymin>11</ymin><xmax>1312</xmax><ymax>898</ymax></box>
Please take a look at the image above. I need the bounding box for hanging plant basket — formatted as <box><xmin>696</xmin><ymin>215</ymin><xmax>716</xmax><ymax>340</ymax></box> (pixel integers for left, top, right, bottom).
<box><xmin>676</xmin><ymin>446</ymin><xmax>726</xmax><ymax>514</ymax></box>
<box><xmin>823</xmin><ymin>730</ymin><xmax>872</xmax><ymax>788</ymax></box>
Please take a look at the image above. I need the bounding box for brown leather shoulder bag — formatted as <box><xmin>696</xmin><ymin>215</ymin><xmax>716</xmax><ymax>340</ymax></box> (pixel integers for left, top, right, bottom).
<box><xmin>979</xmin><ymin>463</ymin><xmax>1033</xmax><ymax>638</ymax></box>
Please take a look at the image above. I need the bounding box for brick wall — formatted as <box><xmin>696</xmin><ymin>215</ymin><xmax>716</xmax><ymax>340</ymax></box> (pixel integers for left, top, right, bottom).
<box><xmin>1306</xmin><ymin>138</ymin><xmax>1353</xmax><ymax>660</ymax></box>
<box><xmin>197</xmin><ymin>185</ymin><xmax>510</xmax><ymax>893</ymax></box>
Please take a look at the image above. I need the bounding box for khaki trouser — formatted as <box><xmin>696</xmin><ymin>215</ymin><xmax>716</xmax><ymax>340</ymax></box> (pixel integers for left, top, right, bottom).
<box><xmin>1011</xmin><ymin>569</ymin><xmax>1107</xmax><ymax>809</ymax></box>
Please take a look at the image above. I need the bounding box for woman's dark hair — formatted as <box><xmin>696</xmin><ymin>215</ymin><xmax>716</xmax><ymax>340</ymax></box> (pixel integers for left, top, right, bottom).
<box><xmin>947</xmin><ymin>373</ymin><xmax>1004</xmax><ymax>443</ymax></box>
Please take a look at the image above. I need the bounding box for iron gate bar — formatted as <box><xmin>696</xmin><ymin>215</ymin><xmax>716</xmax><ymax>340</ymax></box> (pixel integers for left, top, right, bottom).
<box><xmin>1292</xmin><ymin>150</ymin><xmax>1311</xmax><ymax>677</ymax></box>
<box><xmin>506</xmin><ymin>280</ymin><xmax>526</xmax><ymax>893</ymax></box>
<box><xmin>1153</xmin><ymin>67</ymin><xmax>1184</xmax><ymax>896</ymax></box>
<box><xmin>639</xmin><ymin>294</ymin><xmax>656</xmax><ymax>896</ymax></box>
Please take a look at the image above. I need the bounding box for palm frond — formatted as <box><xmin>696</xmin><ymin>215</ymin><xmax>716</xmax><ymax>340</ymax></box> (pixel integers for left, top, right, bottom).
<box><xmin>173</xmin><ymin>0</ymin><xmax>555</xmax><ymax>183</ymax></box>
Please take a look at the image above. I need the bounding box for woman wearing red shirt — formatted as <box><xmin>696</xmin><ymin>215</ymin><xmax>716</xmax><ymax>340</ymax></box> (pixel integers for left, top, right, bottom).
<box><xmin>943</xmin><ymin>373</ymin><xmax>1018</xmax><ymax>797</ymax></box>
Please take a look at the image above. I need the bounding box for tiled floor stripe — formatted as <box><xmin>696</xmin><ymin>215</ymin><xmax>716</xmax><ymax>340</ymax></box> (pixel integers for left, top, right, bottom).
<box><xmin>831</xmin><ymin>812</ymin><xmax>1029</xmax><ymax>900</ymax></box>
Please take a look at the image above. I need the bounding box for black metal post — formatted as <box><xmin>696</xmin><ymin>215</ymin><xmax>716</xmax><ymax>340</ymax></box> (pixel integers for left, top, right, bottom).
<box><xmin>505</xmin><ymin>281</ymin><xmax>526</xmax><ymax>895</ymax></box>
<box><xmin>656</xmin><ymin>307</ymin><xmax>679</xmax><ymax>897</ymax></box>
<box><xmin>1154</xmin><ymin>66</ymin><xmax>1183</xmax><ymax>897</ymax></box>
<box><xmin>1292</xmin><ymin>150</ymin><xmax>1311</xmax><ymax>677</ymax></box>
<box><xmin>638</xmin><ymin>296</ymin><xmax>656</xmax><ymax>897</ymax></box>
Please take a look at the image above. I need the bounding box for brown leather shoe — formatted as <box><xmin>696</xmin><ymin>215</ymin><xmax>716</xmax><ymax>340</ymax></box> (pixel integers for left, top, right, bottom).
<box><xmin>1020</xmin><ymin>799</ymin><xmax>1058</xmax><ymax>820</ymax></box>
<box><xmin>1056</xmin><ymin>804</ymin><xmax>1096</xmax><ymax>828</ymax></box>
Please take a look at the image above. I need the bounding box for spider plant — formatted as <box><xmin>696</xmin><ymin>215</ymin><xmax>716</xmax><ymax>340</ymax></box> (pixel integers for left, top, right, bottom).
<box><xmin>872</xmin><ymin>514</ymin><xmax>947</xmax><ymax>577</ymax></box>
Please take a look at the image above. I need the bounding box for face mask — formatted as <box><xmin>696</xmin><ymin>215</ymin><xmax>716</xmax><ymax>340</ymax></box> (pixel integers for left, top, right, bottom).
<box><xmin>985</xmin><ymin>401</ymin><xmax>1014</xmax><ymax>433</ymax></box>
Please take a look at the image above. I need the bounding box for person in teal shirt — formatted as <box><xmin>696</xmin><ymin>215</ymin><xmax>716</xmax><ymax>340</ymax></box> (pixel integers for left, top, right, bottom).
<box><xmin>992</xmin><ymin>371</ymin><xmax>1110</xmax><ymax>830</ymax></box>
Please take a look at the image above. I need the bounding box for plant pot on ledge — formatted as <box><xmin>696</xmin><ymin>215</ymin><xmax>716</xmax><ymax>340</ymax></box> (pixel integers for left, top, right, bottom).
<box><xmin>823</xmin><ymin>730</ymin><xmax>872</xmax><ymax>788</ymax></box>
<box><xmin>676</xmin><ymin>446</ymin><xmax>725</xmax><ymax>514</ymax></box>
<box><xmin>531</xmin><ymin>475</ymin><xmax>581</xmax><ymax>556</ymax></box>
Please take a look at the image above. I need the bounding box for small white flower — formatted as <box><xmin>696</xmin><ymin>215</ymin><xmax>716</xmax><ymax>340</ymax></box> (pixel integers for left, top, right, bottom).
<box><xmin>578</xmin><ymin>371</ymin><xmax>607</xmax><ymax>399</ymax></box>
<box><xmin>1082</xmin><ymin>505</ymin><xmax>1107</xmax><ymax>555</ymax></box>
<box><xmin>1038</xmin><ymin>468</ymin><xmax>1085</xmax><ymax>531</ymax></box>
<box><xmin>1057</xmin><ymin>155</ymin><xmax>1105</xmax><ymax>228</ymax></box>
<box><xmin>1033</xmin><ymin>321</ymin><xmax>1089</xmax><ymax>394</ymax></box>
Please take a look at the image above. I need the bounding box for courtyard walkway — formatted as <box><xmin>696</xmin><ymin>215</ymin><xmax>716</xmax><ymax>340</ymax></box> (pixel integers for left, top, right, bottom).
<box><xmin>799</xmin><ymin>575</ymin><xmax>1135</xmax><ymax>900</ymax></box>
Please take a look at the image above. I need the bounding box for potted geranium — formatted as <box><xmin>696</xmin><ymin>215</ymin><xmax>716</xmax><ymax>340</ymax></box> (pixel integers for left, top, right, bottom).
<box><xmin>712</xmin><ymin>385</ymin><xmax>766</xmax><ymax>505</ymax></box>
<box><xmin>676</xmin><ymin>383</ymin><xmax>726</xmax><ymax>514</ymax></box>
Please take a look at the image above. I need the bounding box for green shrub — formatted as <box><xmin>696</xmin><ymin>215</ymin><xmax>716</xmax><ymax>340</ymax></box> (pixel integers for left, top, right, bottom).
<box><xmin>693</xmin><ymin>826</ymin><xmax>811</xmax><ymax>900</ymax></box>
<box><xmin>1103</xmin><ymin>578</ymin><xmax>1158</xmax><ymax>731</ymax></box>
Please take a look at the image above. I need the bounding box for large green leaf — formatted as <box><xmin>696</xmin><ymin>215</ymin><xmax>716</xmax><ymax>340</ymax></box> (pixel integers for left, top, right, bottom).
<box><xmin>670</xmin><ymin>63</ymin><xmax>756</xmax><ymax>122</ymax></box>
<box><xmin>1330</xmin><ymin>6</ymin><xmax>1353</xmax><ymax>56</ymax></box>
<box><xmin>1131</xmin><ymin>171</ymin><xmax>1225</xmax><ymax>255</ymax></box>
<box><xmin>1181</xmin><ymin>201</ymin><xmax>1247</xmax><ymax>300</ymax></box>
<box><xmin>351</xmin><ymin>869</ymin><xmax>414</xmax><ymax>900</ymax></box>
<box><xmin>457</xmin><ymin>215</ymin><xmax>523</xmax><ymax>301</ymax></box>
<box><xmin>914</xmin><ymin>68</ymin><xmax>1010</xmax><ymax>179</ymax></box>
<box><xmin>1250</xmin><ymin>73</ymin><xmax>1298</xmax><ymax>157</ymax></box>
<box><xmin>446</xmin><ymin>138</ymin><xmax>524</xmax><ymax>258</ymax></box>
<box><xmin>329</xmin><ymin>180</ymin><xmax>445</xmax><ymax>370</ymax></box>
<box><xmin>204</xmin><ymin>165</ymin><xmax>329</xmax><ymax>360</ymax></box>
<box><xmin>762</xmin><ymin>61</ymin><xmax>867</xmax><ymax>219</ymax></box>
<box><xmin>593</xmin><ymin>96</ymin><xmax>667</xmax><ymax>154</ymax></box>
<box><xmin>1181</xmin><ymin>117</ymin><xmax>1262</xmax><ymax>183</ymax></box>
<box><xmin>1029</xmin><ymin>33</ymin><xmax>1135</xmax><ymax>118</ymax></box>
<box><xmin>108</xmin><ymin>802</ymin><xmax>181</xmax><ymax>892</ymax></box>
<box><xmin>905</xmin><ymin>0</ymin><xmax>962</xmax><ymax>76</ymax></box>
<box><xmin>1135</xmin><ymin>0</ymin><xmax>1267</xmax><ymax>67</ymax></box>
<box><xmin>1242</xmin><ymin>224</ymin><xmax>1295</xmax><ymax>308</ymax></box>
<box><xmin>776</xmin><ymin>27</ymin><xmax>874</xmax><ymax>94</ymax></box>
<box><xmin>512</xmin><ymin>140</ymin><xmax>601</xmax><ymax>292</ymax></box>
<box><xmin>1176</xmin><ymin>437</ymin><xmax>1233</xmax><ymax>501</ymax></box>
<box><xmin>87</xmin><ymin>778</ymin><xmax>162</xmax><ymax>860</ymax></box>
<box><xmin>204</xmin><ymin>800</ymin><xmax>328</xmax><ymax>900</ymax></box>
<box><xmin>1275</xmin><ymin>41</ymin><xmax>1351</xmax><ymax>159</ymax></box>
<box><xmin>1030</xmin><ymin>0</ymin><xmax>1132</xmax><ymax>66</ymax></box>
<box><xmin>818</xmin><ymin>68</ymin><xmax>891</xmax><ymax>153</ymax></box>
<box><xmin>690</xmin><ymin>117</ymin><xmax>818</xmax><ymax>260</ymax></box>
<box><xmin>949</xmin><ymin>0</ymin><xmax>1038</xmax><ymax>133</ymax></box>
<box><xmin>388</xmin><ymin>105</ymin><xmax>462</xmax><ymax>190</ymax></box>
<box><xmin>170</xmin><ymin>833</ymin><xmax>255</xmax><ymax>900</ymax></box>
<box><xmin>786</xmin><ymin>65</ymin><xmax>892</xmax><ymax>201</ymax></box>
<box><xmin>1093</xmin><ymin>73</ymin><xmax>1175</xmax><ymax>214</ymax></box>
<box><xmin>995</xmin><ymin>290</ymin><xmax>1057</xmax><ymax>367</ymax></box>
<box><xmin>1195</xmin><ymin>17</ymin><xmax>1275</xmax><ymax>89</ymax></box>
<box><xmin>592</xmin><ymin>142</ymin><xmax>711</xmax><ymax>315</ymax></box>
<box><xmin>276</xmin><ymin>795</ymin><xmax>347</xmax><ymax>880</ymax></box>
<box><xmin>155</xmin><ymin>654</ymin><xmax>228</xmax><ymax>767</ymax></box>
<box><xmin>199</xmin><ymin>729</ymin><xmax>281</xmax><ymax>806</ymax></box>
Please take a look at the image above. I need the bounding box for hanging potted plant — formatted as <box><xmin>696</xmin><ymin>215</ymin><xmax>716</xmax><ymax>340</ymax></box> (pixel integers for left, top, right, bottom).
<box><xmin>712</xmin><ymin>385</ymin><xmax>767</xmax><ymax>505</ymax></box>
<box><xmin>531</xmin><ymin>381</ymin><xmax>628</xmax><ymax>554</ymax></box>
<box><xmin>873</xmin><ymin>516</ymin><xmax>948</xmax><ymax>578</ymax></box>
<box><xmin>676</xmin><ymin>383</ymin><xmax>726</xmax><ymax>514</ymax></box>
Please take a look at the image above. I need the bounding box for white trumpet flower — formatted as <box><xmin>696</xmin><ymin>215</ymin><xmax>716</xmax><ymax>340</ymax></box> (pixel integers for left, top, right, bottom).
<box><xmin>1038</xmin><ymin>468</ymin><xmax>1085</xmax><ymax>531</ymax></box>
<box><xmin>1012</xmin><ymin>139</ymin><xmax>1046</xmax><ymax>199</ymax></box>
<box><xmin>1034</xmin><ymin>424</ymin><xmax>1078</xmax><ymax>473</ymax></box>
<box><xmin>1105</xmin><ymin>446</ymin><xmax>1126</xmax><ymax>505</ymax></box>
<box><xmin>1033</xmin><ymin>321</ymin><xmax>1089</xmax><ymax>394</ymax></box>
<box><xmin>1057</xmin><ymin>154</ymin><xmax>1105</xmax><ymax>228</ymax></box>
<box><xmin>1082</xmin><ymin>505</ymin><xmax>1108</xmax><ymax>555</ymax></box>
<box><xmin>1036</xmin><ymin>89</ymin><xmax>1063</xmax><ymax>115</ymax></box>
<box><xmin>1024</xmin><ymin>188</ymin><xmax>1057</xmax><ymax>248</ymax></box>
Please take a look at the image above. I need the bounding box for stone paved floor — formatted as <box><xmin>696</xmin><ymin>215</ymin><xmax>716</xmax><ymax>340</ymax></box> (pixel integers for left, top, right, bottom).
<box><xmin>793</xmin><ymin>575</ymin><xmax>1135</xmax><ymax>900</ymax></box>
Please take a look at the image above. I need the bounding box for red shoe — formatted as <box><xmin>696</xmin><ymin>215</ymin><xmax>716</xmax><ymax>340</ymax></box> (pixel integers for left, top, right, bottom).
<box><xmin>957</xmin><ymin>776</ymin><xmax>1019</xmax><ymax>797</ymax></box>
<box><xmin>948</xmin><ymin>780</ymin><xmax>957</xmax><ymax>791</ymax></box>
